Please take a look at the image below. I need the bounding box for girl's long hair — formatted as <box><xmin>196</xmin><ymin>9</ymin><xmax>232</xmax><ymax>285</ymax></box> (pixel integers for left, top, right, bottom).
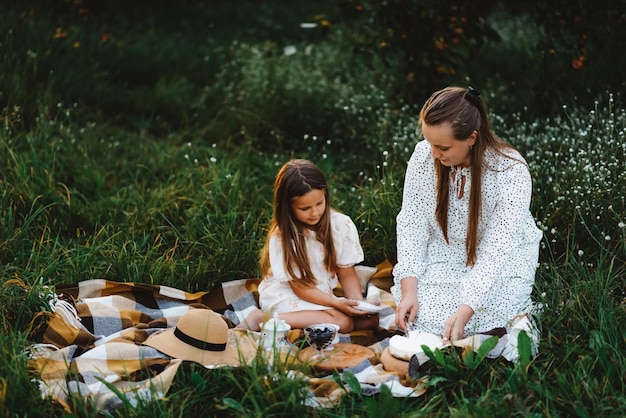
<box><xmin>260</xmin><ymin>159</ymin><xmax>336</xmax><ymax>287</ymax></box>
<box><xmin>420</xmin><ymin>86</ymin><xmax>516</xmax><ymax>266</ymax></box>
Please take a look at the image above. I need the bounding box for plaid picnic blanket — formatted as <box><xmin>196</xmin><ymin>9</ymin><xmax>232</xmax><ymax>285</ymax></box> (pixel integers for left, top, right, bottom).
<box><xmin>30</xmin><ymin>261</ymin><xmax>431</xmax><ymax>412</ymax></box>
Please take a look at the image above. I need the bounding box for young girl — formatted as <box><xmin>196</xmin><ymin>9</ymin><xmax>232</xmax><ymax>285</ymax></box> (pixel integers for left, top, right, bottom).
<box><xmin>238</xmin><ymin>159</ymin><xmax>379</xmax><ymax>333</ymax></box>
<box><xmin>393</xmin><ymin>86</ymin><xmax>542</xmax><ymax>342</ymax></box>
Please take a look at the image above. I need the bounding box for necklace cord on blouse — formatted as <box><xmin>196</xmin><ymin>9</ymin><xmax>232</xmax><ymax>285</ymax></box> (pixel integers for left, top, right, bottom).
<box><xmin>452</xmin><ymin>166</ymin><xmax>469</xmax><ymax>200</ymax></box>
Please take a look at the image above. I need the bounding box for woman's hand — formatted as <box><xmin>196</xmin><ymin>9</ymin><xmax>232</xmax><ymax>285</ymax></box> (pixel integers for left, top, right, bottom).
<box><xmin>442</xmin><ymin>304</ymin><xmax>474</xmax><ymax>342</ymax></box>
<box><xmin>395</xmin><ymin>297</ymin><xmax>419</xmax><ymax>330</ymax></box>
<box><xmin>395</xmin><ymin>276</ymin><xmax>419</xmax><ymax>330</ymax></box>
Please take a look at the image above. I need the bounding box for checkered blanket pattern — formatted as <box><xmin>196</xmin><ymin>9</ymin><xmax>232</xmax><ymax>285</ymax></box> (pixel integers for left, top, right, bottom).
<box><xmin>30</xmin><ymin>262</ymin><xmax>429</xmax><ymax>413</ymax></box>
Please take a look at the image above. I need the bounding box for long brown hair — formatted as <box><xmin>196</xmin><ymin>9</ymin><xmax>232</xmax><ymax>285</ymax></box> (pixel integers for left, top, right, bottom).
<box><xmin>260</xmin><ymin>159</ymin><xmax>337</xmax><ymax>286</ymax></box>
<box><xmin>420</xmin><ymin>86</ymin><xmax>515</xmax><ymax>266</ymax></box>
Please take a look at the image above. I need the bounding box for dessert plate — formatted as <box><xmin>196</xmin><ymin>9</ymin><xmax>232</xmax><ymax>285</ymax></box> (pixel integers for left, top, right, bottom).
<box><xmin>389</xmin><ymin>332</ymin><xmax>445</xmax><ymax>361</ymax></box>
<box><xmin>354</xmin><ymin>301</ymin><xmax>384</xmax><ymax>313</ymax></box>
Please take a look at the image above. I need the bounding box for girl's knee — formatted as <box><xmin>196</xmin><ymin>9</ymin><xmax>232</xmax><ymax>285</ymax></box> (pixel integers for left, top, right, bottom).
<box><xmin>336</xmin><ymin>316</ymin><xmax>355</xmax><ymax>333</ymax></box>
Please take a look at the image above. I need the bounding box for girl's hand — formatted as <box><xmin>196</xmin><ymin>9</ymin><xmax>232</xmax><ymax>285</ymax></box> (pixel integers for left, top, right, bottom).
<box><xmin>334</xmin><ymin>297</ymin><xmax>369</xmax><ymax>316</ymax></box>
<box><xmin>442</xmin><ymin>304</ymin><xmax>474</xmax><ymax>342</ymax></box>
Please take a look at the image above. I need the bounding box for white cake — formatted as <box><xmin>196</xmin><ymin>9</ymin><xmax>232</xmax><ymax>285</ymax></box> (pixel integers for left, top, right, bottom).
<box><xmin>389</xmin><ymin>332</ymin><xmax>445</xmax><ymax>361</ymax></box>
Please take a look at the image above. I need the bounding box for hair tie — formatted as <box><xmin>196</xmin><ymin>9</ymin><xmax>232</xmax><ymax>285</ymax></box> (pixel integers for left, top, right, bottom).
<box><xmin>465</xmin><ymin>86</ymin><xmax>481</xmax><ymax>107</ymax></box>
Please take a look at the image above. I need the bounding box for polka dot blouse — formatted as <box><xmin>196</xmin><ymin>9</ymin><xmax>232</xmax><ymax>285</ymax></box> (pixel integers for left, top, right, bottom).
<box><xmin>392</xmin><ymin>140</ymin><xmax>543</xmax><ymax>335</ymax></box>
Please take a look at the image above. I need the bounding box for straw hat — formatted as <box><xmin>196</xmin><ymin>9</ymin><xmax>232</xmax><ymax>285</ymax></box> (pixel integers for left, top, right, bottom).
<box><xmin>144</xmin><ymin>308</ymin><xmax>256</xmax><ymax>366</ymax></box>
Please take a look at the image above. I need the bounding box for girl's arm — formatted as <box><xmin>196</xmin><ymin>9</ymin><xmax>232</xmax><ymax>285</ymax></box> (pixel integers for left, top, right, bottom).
<box><xmin>336</xmin><ymin>266</ymin><xmax>364</xmax><ymax>300</ymax></box>
<box><xmin>289</xmin><ymin>281</ymin><xmax>339</xmax><ymax>307</ymax></box>
<box><xmin>289</xmin><ymin>280</ymin><xmax>363</xmax><ymax>315</ymax></box>
<box><xmin>326</xmin><ymin>212</ymin><xmax>368</xmax><ymax>314</ymax></box>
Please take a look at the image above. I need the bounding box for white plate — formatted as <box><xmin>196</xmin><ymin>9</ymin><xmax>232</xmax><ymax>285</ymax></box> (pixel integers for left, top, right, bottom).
<box><xmin>389</xmin><ymin>333</ymin><xmax>445</xmax><ymax>360</ymax></box>
<box><xmin>354</xmin><ymin>301</ymin><xmax>384</xmax><ymax>313</ymax></box>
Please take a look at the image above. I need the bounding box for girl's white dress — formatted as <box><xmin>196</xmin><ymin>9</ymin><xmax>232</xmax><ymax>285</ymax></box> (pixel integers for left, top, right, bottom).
<box><xmin>258</xmin><ymin>210</ymin><xmax>364</xmax><ymax>313</ymax></box>
<box><xmin>392</xmin><ymin>140</ymin><xmax>542</xmax><ymax>336</ymax></box>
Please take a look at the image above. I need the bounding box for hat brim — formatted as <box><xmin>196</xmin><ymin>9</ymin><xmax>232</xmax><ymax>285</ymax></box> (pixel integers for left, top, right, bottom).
<box><xmin>145</xmin><ymin>328</ymin><xmax>257</xmax><ymax>367</ymax></box>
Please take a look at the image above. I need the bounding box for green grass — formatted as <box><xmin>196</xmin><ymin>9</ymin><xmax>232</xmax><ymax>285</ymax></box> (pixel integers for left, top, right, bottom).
<box><xmin>1</xmin><ymin>1</ymin><xmax>625</xmax><ymax>417</ymax></box>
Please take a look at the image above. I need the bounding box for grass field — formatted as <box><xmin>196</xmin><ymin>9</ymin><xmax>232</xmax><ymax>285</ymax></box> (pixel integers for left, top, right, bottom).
<box><xmin>1</xmin><ymin>1</ymin><xmax>625</xmax><ymax>416</ymax></box>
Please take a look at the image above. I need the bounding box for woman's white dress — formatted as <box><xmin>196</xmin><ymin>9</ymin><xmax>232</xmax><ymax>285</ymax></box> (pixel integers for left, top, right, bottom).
<box><xmin>259</xmin><ymin>210</ymin><xmax>364</xmax><ymax>313</ymax></box>
<box><xmin>392</xmin><ymin>140</ymin><xmax>542</xmax><ymax>336</ymax></box>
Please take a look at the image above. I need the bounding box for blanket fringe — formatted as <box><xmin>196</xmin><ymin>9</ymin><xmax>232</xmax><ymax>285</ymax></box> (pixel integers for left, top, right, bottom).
<box><xmin>27</xmin><ymin>343</ymin><xmax>60</xmax><ymax>359</ymax></box>
<box><xmin>52</xmin><ymin>295</ymin><xmax>82</xmax><ymax>329</ymax></box>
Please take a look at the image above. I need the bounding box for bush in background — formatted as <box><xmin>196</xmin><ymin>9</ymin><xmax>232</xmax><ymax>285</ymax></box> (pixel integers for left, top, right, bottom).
<box><xmin>347</xmin><ymin>0</ymin><xmax>626</xmax><ymax>117</ymax></box>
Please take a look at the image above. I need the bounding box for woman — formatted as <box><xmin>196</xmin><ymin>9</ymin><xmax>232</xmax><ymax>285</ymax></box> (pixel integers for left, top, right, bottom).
<box><xmin>393</xmin><ymin>86</ymin><xmax>542</xmax><ymax>342</ymax></box>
